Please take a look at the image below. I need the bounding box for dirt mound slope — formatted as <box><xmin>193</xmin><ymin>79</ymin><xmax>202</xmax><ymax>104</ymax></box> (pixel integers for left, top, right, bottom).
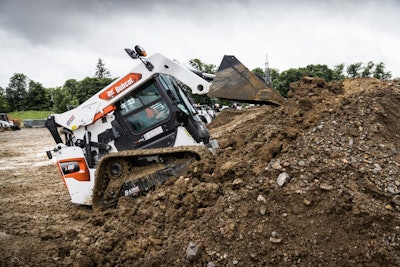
<box><xmin>1</xmin><ymin>77</ymin><xmax>400</xmax><ymax>266</ymax></box>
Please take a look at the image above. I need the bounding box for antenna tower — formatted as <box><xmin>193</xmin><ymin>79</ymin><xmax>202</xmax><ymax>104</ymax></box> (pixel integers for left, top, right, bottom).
<box><xmin>264</xmin><ymin>53</ymin><xmax>271</xmax><ymax>84</ymax></box>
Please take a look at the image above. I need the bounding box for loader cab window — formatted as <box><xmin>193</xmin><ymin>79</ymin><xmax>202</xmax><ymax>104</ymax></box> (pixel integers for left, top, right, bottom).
<box><xmin>120</xmin><ymin>84</ymin><xmax>160</xmax><ymax>115</ymax></box>
<box><xmin>118</xmin><ymin>82</ymin><xmax>170</xmax><ymax>132</ymax></box>
<box><xmin>158</xmin><ymin>74</ymin><xmax>197</xmax><ymax>116</ymax></box>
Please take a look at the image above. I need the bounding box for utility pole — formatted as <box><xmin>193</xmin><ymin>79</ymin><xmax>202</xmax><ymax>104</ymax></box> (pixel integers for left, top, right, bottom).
<box><xmin>264</xmin><ymin>53</ymin><xmax>271</xmax><ymax>84</ymax></box>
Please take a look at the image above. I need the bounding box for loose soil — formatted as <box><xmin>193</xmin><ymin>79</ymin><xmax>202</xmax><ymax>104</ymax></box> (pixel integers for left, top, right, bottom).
<box><xmin>1</xmin><ymin>77</ymin><xmax>400</xmax><ymax>266</ymax></box>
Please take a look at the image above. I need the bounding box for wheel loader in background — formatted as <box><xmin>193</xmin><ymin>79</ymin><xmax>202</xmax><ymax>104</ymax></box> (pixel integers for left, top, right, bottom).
<box><xmin>45</xmin><ymin>45</ymin><xmax>284</xmax><ymax>210</ymax></box>
<box><xmin>0</xmin><ymin>113</ymin><xmax>20</xmax><ymax>131</ymax></box>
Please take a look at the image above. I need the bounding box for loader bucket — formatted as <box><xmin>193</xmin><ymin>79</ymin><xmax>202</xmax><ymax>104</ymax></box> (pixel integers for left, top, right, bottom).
<box><xmin>208</xmin><ymin>55</ymin><xmax>285</xmax><ymax>105</ymax></box>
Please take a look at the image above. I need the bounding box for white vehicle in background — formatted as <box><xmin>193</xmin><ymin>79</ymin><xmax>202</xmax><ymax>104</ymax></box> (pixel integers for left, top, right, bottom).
<box><xmin>0</xmin><ymin>113</ymin><xmax>20</xmax><ymax>130</ymax></box>
<box><xmin>205</xmin><ymin>106</ymin><xmax>216</xmax><ymax>119</ymax></box>
<box><xmin>194</xmin><ymin>105</ymin><xmax>213</xmax><ymax>124</ymax></box>
<box><xmin>220</xmin><ymin>105</ymin><xmax>230</xmax><ymax>111</ymax></box>
<box><xmin>198</xmin><ymin>105</ymin><xmax>216</xmax><ymax>119</ymax></box>
<box><xmin>0</xmin><ymin>120</ymin><xmax>10</xmax><ymax>128</ymax></box>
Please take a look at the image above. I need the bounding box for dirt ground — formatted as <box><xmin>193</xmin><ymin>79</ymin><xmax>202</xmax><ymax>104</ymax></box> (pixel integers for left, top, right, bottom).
<box><xmin>1</xmin><ymin>77</ymin><xmax>400</xmax><ymax>266</ymax></box>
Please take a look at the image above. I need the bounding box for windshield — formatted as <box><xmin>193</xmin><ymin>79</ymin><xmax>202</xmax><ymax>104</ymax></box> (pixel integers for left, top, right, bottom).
<box><xmin>158</xmin><ymin>74</ymin><xmax>198</xmax><ymax>116</ymax></box>
<box><xmin>118</xmin><ymin>81</ymin><xmax>170</xmax><ymax>133</ymax></box>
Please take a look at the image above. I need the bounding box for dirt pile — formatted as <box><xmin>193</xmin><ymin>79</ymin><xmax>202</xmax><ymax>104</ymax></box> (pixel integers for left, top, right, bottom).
<box><xmin>1</xmin><ymin>77</ymin><xmax>400</xmax><ymax>266</ymax></box>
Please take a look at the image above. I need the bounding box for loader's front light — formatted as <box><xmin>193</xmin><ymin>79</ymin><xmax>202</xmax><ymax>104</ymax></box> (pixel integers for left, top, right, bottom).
<box><xmin>135</xmin><ymin>45</ymin><xmax>147</xmax><ymax>57</ymax></box>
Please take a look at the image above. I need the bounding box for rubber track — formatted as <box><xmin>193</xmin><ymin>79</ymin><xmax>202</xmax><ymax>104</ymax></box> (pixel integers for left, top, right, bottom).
<box><xmin>92</xmin><ymin>146</ymin><xmax>210</xmax><ymax>210</ymax></box>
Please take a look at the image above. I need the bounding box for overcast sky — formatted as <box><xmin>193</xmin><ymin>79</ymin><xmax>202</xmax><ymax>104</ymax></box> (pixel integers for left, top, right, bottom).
<box><xmin>1</xmin><ymin>0</ymin><xmax>399</xmax><ymax>89</ymax></box>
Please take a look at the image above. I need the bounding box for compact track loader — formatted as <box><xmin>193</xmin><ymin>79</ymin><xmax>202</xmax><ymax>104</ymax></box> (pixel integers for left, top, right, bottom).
<box><xmin>46</xmin><ymin>45</ymin><xmax>284</xmax><ymax>209</ymax></box>
<box><xmin>0</xmin><ymin>113</ymin><xmax>20</xmax><ymax>131</ymax></box>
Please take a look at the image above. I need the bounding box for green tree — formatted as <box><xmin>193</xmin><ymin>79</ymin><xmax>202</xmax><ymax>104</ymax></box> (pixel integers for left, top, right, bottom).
<box><xmin>272</xmin><ymin>68</ymin><xmax>305</xmax><ymax>97</ymax></box>
<box><xmin>0</xmin><ymin>87</ymin><xmax>9</xmax><ymax>112</ymax></box>
<box><xmin>190</xmin><ymin>58</ymin><xmax>217</xmax><ymax>74</ymax></box>
<box><xmin>51</xmin><ymin>87</ymin><xmax>72</xmax><ymax>113</ymax></box>
<box><xmin>252</xmin><ymin>67</ymin><xmax>266</xmax><ymax>81</ymax></box>
<box><xmin>373</xmin><ymin>62</ymin><xmax>392</xmax><ymax>80</ymax></box>
<box><xmin>95</xmin><ymin>58</ymin><xmax>111</xmax><ymax>79</ymax></box>
<box><xmin>333</xmin><ymin>64</ymin><xmax>345</xmax><ymax>80</ymax></box>
<box><xmin>25</xmin><ymin>81</ymin><xmax>51</xmax><ymax>110</ymax></box>
<box><xmin>62</xmin><ymin>79</ymin><xmax>80</xmax><ymax>108</ymax></box>
<box><xmin>187</xmin><ymin>59</ymin><xmax>216</xmax><ymax>105</ymax></box>
<box><xmin>303</xmin><ymin>64</ymin><xmax>334</xmax><ymax>81</ymax></box>
<box><xmin>63</xmin><ymin>79</ymin><xmax>79</xmax><ymax>96</ymax></box>
<box><xmin>346</xmin><ymin>62</ymin><xmax>363</xmax><ymax>77</ymax></box>
<box><xmin>270</xmin><ymin>65</ymin><xmax>335</xmax><ymax>97</ymax></box>
<box><xmin>361</xmin><ymin>61</ymin><xmax>374</xmax><ymax>77</ymax></box>
<box><xmin>269</xmin><ymin>68</ymin><xmax>280</xmax><ymax>82</ymax></box>
<box><xmin>76</xmin><ymin>77</ymin><xmax>114</xmax><ymax>104</ymax></box>
<box><xmin>6</xmin><ymin>73</ymin><xmax>28</xmax><ymax>111</ymax></box>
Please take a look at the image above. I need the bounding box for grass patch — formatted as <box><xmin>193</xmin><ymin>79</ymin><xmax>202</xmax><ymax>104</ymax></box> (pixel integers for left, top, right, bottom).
<box><xmin>9</xmin><ymin>111</ymin><xmax>52</xmax><ymax>120</ymax></box>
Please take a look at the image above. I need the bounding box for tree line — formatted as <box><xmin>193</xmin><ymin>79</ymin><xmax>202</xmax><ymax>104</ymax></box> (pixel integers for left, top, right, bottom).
<box><xmin>0</xmin><ymin>58</ymin><xmax>393</xmax><ymax>114</ymax></box>
<box><xmin>0</xmin><ymin>58</ymin><xmax>114</xmax><ymax>113</ymax></box>
<box><xmin>253</xmin><ymin>61</ymin><xmax>392</xmax><ymax>97</ymax></box>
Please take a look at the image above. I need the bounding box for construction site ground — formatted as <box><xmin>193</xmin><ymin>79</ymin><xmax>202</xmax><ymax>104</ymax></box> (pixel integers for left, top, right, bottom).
<box><xmin>0</xmin><ymin>77</ymin><xmax>399</xmax><ymax>266</ymax></box>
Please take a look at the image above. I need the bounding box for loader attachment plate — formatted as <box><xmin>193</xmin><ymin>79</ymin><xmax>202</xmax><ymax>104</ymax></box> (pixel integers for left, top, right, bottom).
<box><xmin>208</xmin><ymin>55</ymin><xmax>285</xmax><ymax>105</ymax></box>
<box><xmin>92</xmin><ymin>146</ymin><xmax>210</xmax><ymax>210</ymax></box>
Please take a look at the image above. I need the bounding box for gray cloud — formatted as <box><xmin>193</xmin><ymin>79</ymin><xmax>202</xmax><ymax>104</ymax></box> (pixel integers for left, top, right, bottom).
<box><xmin>0</xmin><ymin>0</ymin><xmax>399</xmax><ymax>88</ymax></box>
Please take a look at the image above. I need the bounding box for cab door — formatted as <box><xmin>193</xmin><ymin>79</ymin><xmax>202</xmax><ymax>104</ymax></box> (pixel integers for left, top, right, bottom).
<box><xmin>112</xmin><ymin>78</ymin><xmax>178</xmax><ymax>150</ymax></box>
